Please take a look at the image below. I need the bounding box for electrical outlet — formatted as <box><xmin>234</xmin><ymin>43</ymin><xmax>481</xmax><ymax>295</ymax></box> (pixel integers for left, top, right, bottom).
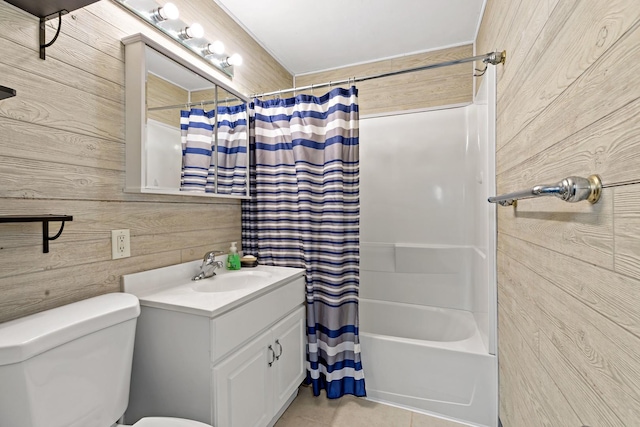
<box><xmin>111</xmin><ymin>229</ymin><xmax>131</xmax><ymax>259</ymax></box>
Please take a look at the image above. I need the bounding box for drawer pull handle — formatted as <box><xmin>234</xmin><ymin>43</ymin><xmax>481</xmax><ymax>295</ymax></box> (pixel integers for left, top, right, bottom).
<box><xmin>275</xmin><ymin>339</ymin><xmax>283</xmax><ymax>360</ymax></box>
<box><xmin>268</xmin><ymin>345</ymin><xmax>275</xmax><ymax>367</ymax></box>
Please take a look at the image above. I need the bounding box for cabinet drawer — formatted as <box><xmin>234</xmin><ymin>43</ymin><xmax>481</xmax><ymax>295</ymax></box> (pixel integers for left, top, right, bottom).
<box><xmin>211</xmin><ymin>277</ymin><xmax>305</xmax><ymax>362</ymax></box>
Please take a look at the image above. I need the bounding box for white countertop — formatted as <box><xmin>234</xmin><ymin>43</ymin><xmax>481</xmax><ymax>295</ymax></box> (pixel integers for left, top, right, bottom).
<box><xmin>122</xmin><ymin>259</ymin><xmax>305</xmax><ymax>318</ymax></box>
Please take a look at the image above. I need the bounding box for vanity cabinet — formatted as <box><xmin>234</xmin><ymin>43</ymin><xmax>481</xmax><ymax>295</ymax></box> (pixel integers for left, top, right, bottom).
<box><xmin>213</xmin><ymin>307</ymin><xmax>305</xmax><ymax>427</ymax></box>
<box><xmin>124</xmin><ymin>267</ymin><xmax>306</xmax><ymax>427</ymax></box>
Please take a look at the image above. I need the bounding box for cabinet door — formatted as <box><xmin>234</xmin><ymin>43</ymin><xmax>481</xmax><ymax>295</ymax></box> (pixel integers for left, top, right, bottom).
<box><xmin>213</xmin><ymin>330</ymin><xmax>274</xmax><ymax>427</ymax></box>
<box><xmin>271</xmin><ymin>306</ymin><xmax>306</xmax><ymax>411</ymax></box>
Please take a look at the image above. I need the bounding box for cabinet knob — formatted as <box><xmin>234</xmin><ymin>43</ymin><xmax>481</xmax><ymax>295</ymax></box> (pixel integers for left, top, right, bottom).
<box><xmin>275</xmin><ymin>339</ymin><xmax>283</xmax><ymax>360</ymax></box>
<box><xmin>268</xmin><ymin>345</ymin><xmax>276</xmax><ymax>367</ymax></box>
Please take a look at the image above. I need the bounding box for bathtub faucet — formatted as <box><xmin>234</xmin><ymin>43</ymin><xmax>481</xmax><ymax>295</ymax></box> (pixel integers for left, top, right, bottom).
<box><xmin>192</xmin><ymin>251</ymin><xmax>224</xmax><ymax>280</ymax></box>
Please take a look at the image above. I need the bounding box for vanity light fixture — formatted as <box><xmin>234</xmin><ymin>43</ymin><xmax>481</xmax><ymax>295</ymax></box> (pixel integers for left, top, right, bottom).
<box><xmin>178</xmin><ymin>23</ymin><xmax>204</xmax><ymax>40</ymax></box>
<box><xmin>221</xmin><ymin>53</ymin><xmax>243</xmax><ymax>68</ymax></box>
<box><xmin>113</xmin><ymin>0</ymin><xmax>241</xmax><ymax>78</ymax></box>
<box><xmin>150</xmin><ymin>2</ymin><xmax>179</xmax><ymax>22</ymax></box>
<box><xmin>204</xmin><ymin>40</ymin><xmax>225</xmax><ymax>56</ymax></box>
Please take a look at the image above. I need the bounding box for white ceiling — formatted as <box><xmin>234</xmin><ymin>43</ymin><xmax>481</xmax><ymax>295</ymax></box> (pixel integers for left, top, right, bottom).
<box><xmin>214</xmin><ymin>0</ymin><xmax>486</xmax><ymax>75</ymax></box>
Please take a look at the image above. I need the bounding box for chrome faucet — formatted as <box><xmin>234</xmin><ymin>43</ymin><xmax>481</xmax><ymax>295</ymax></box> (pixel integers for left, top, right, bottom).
<box><xmin>192</xmin><ymin>251</ymin><xmax>224</xmax><ymax>280</ymax></box>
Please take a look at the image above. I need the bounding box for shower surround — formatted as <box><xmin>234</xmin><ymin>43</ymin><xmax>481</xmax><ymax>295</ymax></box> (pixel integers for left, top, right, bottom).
<box><xmin>358</xmin><ymin>67</ymin><xmax>498</xmax><ymax>426</ymax></box>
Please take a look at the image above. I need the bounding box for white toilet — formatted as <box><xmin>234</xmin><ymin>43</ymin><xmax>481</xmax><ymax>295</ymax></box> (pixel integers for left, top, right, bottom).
<box><xmin>0</xmin><ymin>293</ymin><xmax>211</xmax><ymax>427</ymax></box>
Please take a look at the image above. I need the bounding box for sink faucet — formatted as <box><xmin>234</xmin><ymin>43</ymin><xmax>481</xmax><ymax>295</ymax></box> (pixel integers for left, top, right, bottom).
<box><xmin>192</xmin><ymin>251</ymin><xmax>224</xmax><ymax>280</ymax></box>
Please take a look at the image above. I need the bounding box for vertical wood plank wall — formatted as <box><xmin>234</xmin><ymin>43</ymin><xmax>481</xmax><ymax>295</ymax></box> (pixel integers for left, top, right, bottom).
<box><xmin>294</xmin><ymin>44</ymin><xmax>473</xmax><ymax>116</ymax></box>
<box><xmin>477</xmin><ymin>0</ymin><xmax>640</xmax><ymax>425</ymax></box>
<box><xmin>0</xmin><ymin>0</ymin><xmax>291</xmax><ymax>323</ymax></box>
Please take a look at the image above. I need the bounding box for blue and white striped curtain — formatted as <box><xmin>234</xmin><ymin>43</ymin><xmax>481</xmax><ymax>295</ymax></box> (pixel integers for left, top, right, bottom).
<box><xmin>180</xmin><ymin>108</ymin><xmax>215</xmax><ymax>192</ymax></box>
<box><xmin>217</xmin><ymin>103</ymin><xmax>248</xmax><ymax>195</ymax></box>
<box><xmin>242</xmin><ymin>87</ymin><xmax>365</xmax><ymax>398</ymax></box>
<box><xmin>180</xmin><ymin>105</ymin><xmax>247</xmax><ymax>195</ymax></box>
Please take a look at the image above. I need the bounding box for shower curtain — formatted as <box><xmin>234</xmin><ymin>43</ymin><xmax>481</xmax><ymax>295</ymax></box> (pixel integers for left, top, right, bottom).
<box><xmin>216</xmin><ymin>103</ymin><xmax>248</xmax><ymax>195</ymax></box>
<box><xmin>242</xmin><ymin>87</ymin><xmax>365</xmax><ymax>398</ymax></box>
<box><xmin>180</xmin><ymin>105</ymin><xmax>247</xmax><ymax>195</ymax></box>
<box><xmin>180</xmin><ymin>108</ymin><xmax>215</xmax><ymax>192</ymax></box>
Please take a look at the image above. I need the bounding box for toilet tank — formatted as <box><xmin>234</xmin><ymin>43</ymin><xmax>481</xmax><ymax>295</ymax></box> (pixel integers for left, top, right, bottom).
<box><xmin>0</xmin><ymin>293</ymin><xmax>140</xmax><ymax>427</ymax></box>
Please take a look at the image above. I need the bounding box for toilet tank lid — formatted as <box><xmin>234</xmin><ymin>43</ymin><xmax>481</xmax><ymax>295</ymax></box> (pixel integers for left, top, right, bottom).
<box><xmin>0</xmin><ymin>293</ymin><xmax>140</xmax><ymax>366</ymax></box>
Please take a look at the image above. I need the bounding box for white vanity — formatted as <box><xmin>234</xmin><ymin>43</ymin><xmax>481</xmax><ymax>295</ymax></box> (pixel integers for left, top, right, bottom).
<box><xmin>122</xmin><ymin>260</ymin><xmax>306</xmax><ymax>427</ymax></box>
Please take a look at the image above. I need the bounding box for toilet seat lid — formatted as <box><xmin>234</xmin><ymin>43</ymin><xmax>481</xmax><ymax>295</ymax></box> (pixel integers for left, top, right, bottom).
<box><xmin>132</xmin><ymin>417</ymin><xmax>212</xmax><ymax>427</ymax></box>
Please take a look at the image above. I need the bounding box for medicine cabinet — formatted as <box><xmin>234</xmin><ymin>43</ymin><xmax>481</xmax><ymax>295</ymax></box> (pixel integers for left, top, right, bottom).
<box><xmin>122</xmin><ymin>34</ymin><xmax>250</xmax><ymax>199</ymax></box>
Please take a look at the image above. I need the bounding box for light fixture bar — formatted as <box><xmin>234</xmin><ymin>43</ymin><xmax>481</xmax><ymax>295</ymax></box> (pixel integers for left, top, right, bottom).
<box><xmin>112</xmin><ymin>0</ymin><xmax>239</xmax><ymax>78</ymax></box>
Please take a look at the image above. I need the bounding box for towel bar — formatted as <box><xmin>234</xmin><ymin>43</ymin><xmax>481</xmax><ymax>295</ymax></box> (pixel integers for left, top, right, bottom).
<box><xmin>488</xmin><ymin>175</ymin><xmax>602</xmax><ymax>207</ymax></box>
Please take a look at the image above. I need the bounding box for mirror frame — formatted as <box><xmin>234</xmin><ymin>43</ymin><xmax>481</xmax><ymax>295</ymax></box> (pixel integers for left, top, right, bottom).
<box><xmin>122</xmin><ymin>33</ymin><xmax>251</xmax><ymax>199</ymax></box>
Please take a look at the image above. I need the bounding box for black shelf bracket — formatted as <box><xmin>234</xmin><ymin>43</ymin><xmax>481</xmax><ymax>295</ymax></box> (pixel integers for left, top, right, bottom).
<box><xmin>0</xmin><ymin>86</ymin><xmax>16</xmax><ymax>100</ymax></box>
<box><xmin>40</xmin><ymin>11</ymin><xmax>66</xmax><ymax>60</ymax></box>
<box><xmin>5</xmin><ymin>0</ymin><xmax>101</xmax><ymax>59</ymax></box>
<box><xmin>0</xmin><ymin>215</ymin><xmax>73</xmax><ymax>253</ymax></box>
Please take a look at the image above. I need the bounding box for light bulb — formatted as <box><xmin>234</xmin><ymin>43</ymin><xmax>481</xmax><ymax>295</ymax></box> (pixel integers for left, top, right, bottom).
<box><xmin>204</xmin><ymin>40</ymin><xmax>225</xmax><ymax>56</ymax></box>
<box><xmin>179</xmin><ymin>23</ymin><xmax>204</xmax><ymax>40</ymax></box>
<box><xmin>188</xmin><ymin>23</ymin><xmax>204</xmax><ymax>39</ymax></box>
<box><xmin>162</xmin><ymin>3</ymin><xmax>179</xmax><ymax>20</ymax></box>
<box><xmin>150</xmin><ymin>2</ymin><xmax>179</xmax><ymax>21</ymax></box>
<box><xmin>226</xmin><ymin>53</ymin><xmax>243</xmax><ymax>67</ymax></box>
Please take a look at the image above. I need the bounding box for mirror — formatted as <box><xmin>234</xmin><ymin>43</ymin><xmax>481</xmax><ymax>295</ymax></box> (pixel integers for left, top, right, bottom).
<box><xmin>123</xmin><ymin>34</ymin><xmax>250</xmax><ymax>198</ymax></box>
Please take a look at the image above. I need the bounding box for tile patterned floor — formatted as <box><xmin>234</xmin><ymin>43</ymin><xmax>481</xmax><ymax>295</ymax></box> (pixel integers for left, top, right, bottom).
<box><xmin>275</xmin><ymin>386</ymin><xmax>466</xmax><ymax>427</ymax></box>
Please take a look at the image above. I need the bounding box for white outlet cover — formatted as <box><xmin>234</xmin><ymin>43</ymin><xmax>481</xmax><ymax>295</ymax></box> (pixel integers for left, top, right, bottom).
<box><xmin>111</xmin><ymin>229</ymin><xmax>131</xmax><ymax>259</ymax></box>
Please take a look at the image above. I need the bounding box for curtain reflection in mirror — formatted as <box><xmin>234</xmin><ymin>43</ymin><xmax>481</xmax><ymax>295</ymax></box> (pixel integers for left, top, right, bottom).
<box><xmin>179</xmin><ymin>105</ymin><xmax>247</xmax><ymax>195</ymax></box>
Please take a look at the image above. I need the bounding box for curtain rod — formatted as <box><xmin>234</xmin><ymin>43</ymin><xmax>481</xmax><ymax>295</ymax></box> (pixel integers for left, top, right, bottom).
<box><xmin>251</xmin><ymin>50</ymin><xmax>506</xmax><ymax>98</ymax></box>
<box><xmin>147</xmin><ymin>96</ymin><xmax>244</xmax><ymax>112</ymax></box>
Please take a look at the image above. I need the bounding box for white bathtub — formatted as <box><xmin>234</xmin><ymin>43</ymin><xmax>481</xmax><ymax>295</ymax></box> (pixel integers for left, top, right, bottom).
<box><xmin>359</xmin><ymin>299</ymin><xmax>497</xmax><ymax>426</ymax></box>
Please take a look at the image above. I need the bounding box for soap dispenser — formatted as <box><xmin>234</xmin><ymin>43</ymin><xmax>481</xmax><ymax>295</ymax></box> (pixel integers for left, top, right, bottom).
<box><xmin>226</xmin><ymin>242</ymin><xmax>241</xmax><ymax>270</ymax></box>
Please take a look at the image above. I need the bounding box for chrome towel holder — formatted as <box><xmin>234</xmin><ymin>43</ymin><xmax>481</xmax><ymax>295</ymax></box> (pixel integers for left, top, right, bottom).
<box><xmin>488</xmin><ymin>175</ymin><xmax>602</xmax><ymax>207</ymax></box>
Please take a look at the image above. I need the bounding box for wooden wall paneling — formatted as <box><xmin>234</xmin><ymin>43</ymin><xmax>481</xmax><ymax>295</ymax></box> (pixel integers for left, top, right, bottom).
<box><xmin>492</xmin><ymin>0</ymin><xmax>561</xmax><ymax>101</ymax></box>
<box><xmin>488</xmin><ymin>0</ymin><xmax>580</xmax><ymax>120</ymax></box>
<box><xmin>0</xmin><ymin>153</ymin><xmax>248</xmax><ymax>204</ymax></box>
<box><xmin>0</xmin><ymin>200</ymin><xmax>240</xmax><ymax>277</ymax></box>
<box><xmin>0</xmin><ymin>250</ymin><xmax>183</xmax><ymax>324</ymax></box>
<box><xmin>0</xmin><ymin>157</ymin><xmax>127</xmax><ymax>201</ymax></box>
<box><xmin>0</xmin><ymin>200</ymin><xmax>240</xmax><ymax>246</ymax></box>
<box><xmin>496</xmin><ymin>189</ymin><xmax>613</xmax><ymax>270</ymax></box>
<box><xmin>497</xmin><ymin>20</ymin><xmax>640</xmax><ymax>173</ymax></box>
<box><xmin>52</xmin><ymin>6</ymin><xmax>126</xmax><ymax>61</ymax></box>
<box><xmin>0</xmin><ymin>117</ymin><xmax>125</xmax><ymax>171</ymax></box>
<box><xmin>295</xmin><ymin>45</ymin><xmax>473</xmax><ymax>116</ymax></box>
<box><xmin>497</xmin><ymin>252</ymin><xmax>540</xmax><ymax>356</ymax></box>
<box><xmin>190</xmin><ymin>89</ymin><xmax>217</xmax><ymax>103</ymax></box>
<box><xmin>498</xmin><ymin>235</ymin><xmax>640</xmax><ymax>340</ymax></box>
<box><xmin>181</xmin><ymin>238</ymin><xmax>241</xmax><ymax>264</ymax></box>
<box><xmin>497</xmin><ymin>96</ymin><xmax>640</xmax><ymax>193</ymax></box>
<box><xmin>0</xmin><ymin>62</ymin><xmax>124</xmax><ymax>142</ymax></box>
<box><xmin>474</xmin><ymin>0</ymin><xmax>561</xmax><ymax>96</ymax></box>
<box><xmin>147</xmin><ymin>73</ymin><xmax>189</xmax><ymax>128</ymax></box>
<box><xmin>0</xmin><ymin>225</ymin><xmax>241</xmax><ymax>279</ymax></box>
<box><xmin>537</xmin><ymin>333</ymin><xmax>626</xmax><ymax>426</ymax></box>
<box><xmin>501</xmin><ymin>247</ymin><xmax>640</xmax><ymax>424</ymax></box>
<box><xmin>498</xmin><ymin>307</ymin><xmax>583</xmax><ymax>426</ymax></box>
<box><xmin>613</xmin><ymin>185</ymin><xmax>640</xmax><ymax>280</ymax></box>
<box><xmin>0</xmin><ymin>3</ymin><xmax>125</xmax><ymax>88</ymax></box>
<box><xmin>497</xmin><ymin>0</ymin><xmax>640</xmax><ymax>150</ymax></box>
<box><xmin>0</xmin><ymin>36</ymin><xmax>123</xmax><ymax>104</ymax></box>
<box><xmin>478</xmin><ymin>0</ymin><xmax>640</xmax><ymax>424</ymax></box>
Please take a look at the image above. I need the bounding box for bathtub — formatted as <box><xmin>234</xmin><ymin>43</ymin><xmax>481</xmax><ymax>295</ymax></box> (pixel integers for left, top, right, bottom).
<box><xmin>359</xmin><ymin>298</ymin><xmax>497</xmax><ymax>426</ymax></box>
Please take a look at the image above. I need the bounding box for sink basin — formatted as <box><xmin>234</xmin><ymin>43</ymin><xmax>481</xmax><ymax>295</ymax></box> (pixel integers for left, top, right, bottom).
<box><xmin>192</xmin><ymin>270</ymin><xmax>274</xmax><ymax>293</ymax></box>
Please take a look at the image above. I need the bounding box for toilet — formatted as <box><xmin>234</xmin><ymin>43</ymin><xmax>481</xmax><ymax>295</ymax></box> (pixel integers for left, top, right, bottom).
<box><xmin>0</xmin><ymin>293</ymin><xmax>211</xmax><ymax>427</ymax></box>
